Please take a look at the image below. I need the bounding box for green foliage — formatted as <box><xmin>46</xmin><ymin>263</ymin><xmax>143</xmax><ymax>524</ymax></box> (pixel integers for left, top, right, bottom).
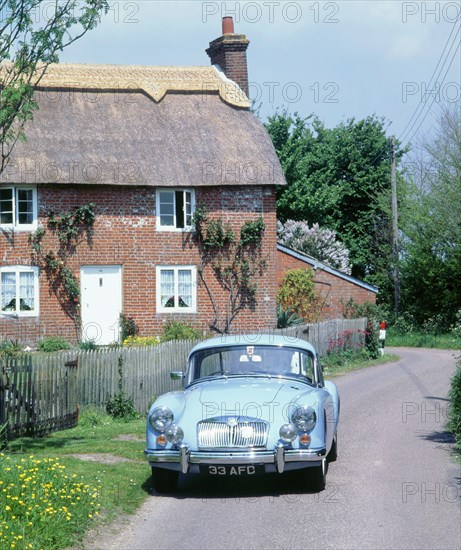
<box><xmin>37</xmin><ymin>336</ymin><xmax>71</xmax><ymax>352</ymax></box>
<box><xmin>160</xmin><ymin>321</ymin><xmax>202</xmax><ymax>342</ymax></box>
<box><xmin>106</xmin><ymin>392</ymin><xmax>140</xmax><ymax>420</ymax></box>
<box><xmin>0</xmin><ymin>340</ymin><xmax>24</xmax><ymax>358</ymax></box>
<box><xmin>448</xmin><ymin>358</ymin><xmax>461</xmax><ymax>446</ymax></box>
<box><xmin>266</xmin><ymin>111</ymin><xmax>404</xmax><ymax>297</ymax></box>
<box><xmin>78</xmin><ymin>405</ymin><xmax>111</xmax><ymax>428</ymax></box>
<box><xmin>276</xmin><ymin>305</ymin><xmax>305</xmax><ymax>328</ymax></box>
<box><xmin>450</xmin><ymin>309</ymin><xmax>461</xmax><ymax>339</ymax></box>
<box><xmin>0</xmin><ymin>0</ymin><xmax>108</xmax><ymax>174</ymax></box>
<box><xmin>240</xmin><ymin>217</ymin><xmax>265</xmax><ymax>246</ymax></box>
<box><xmin>277</xmin><ymin>268</ymin><xmax>321</xmax><ymax>322</ymax></box>
<box><xmin>79</xmin><ymin>340</ymin><xmax>98</xmax><ymax>351</ymax></box>
<box><xmin>119</xmin><ymin>313</ymin><xmax>139</xmax><ymax>342</ymax></box>
<box><xmin>341</xmin><ymin>298</ymin><xmax>383</xmax><ymax>359</ymax></box>
<box><xmin>398</xmin><ymin>103</ymin><xmax>460</xmax><ymax>329</ymax></box>
<box><xmin>192</xmin><ymin>207</ymin><xmax>266</xmax><ymax>334</ymax></box>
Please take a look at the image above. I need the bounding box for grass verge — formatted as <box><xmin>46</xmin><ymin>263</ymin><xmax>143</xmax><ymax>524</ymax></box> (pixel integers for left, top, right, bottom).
<box><xmin>386</xmin><ymin>330</ymin><xmax>461</xmax><ymax>349</ymax></box>
<box><xmin>1</xmin><ymin>409</ymin><xmax>150</xmax><ymax>549</ymax></box>
<box><xmin>324</xmin><ymin>351</ymin><xmax>399</xmax><ymax>378</ymax></box>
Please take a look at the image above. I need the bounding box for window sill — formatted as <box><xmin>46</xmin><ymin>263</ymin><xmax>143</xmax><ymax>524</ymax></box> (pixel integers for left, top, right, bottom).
<box><xmin>155</xmin><ymin>226</ymin><xmax>194</xmax><ymax>233</ymax></box>
<box><xmin>0</xmin><ymin>311</ymin><xmax>39</xmax><ymax>318</ymax></box>
<box><xmin>0</xmin><ymin>224</ymin><xmax>38</xmax><ymax>233</ymax></box>
<box><xmin>157</xmin><ymin>308</ymin><xmax>197</xmax><ymax>314</ymax></box>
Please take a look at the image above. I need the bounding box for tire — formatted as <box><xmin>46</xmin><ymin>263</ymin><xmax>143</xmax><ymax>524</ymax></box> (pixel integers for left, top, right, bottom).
<box><xmin>308</xmin><ymin>459</ymin><xmax>327</xmax><ymax>492</ymax></box>
<box><xmin>151</xmin><ymin>467</ymin><xmax>179</xmax><ymax>493</ymax></box>
<box><xmin>327</xmin><ymin>432</ymin><xmax>338</xmax><ymax>462</ymax></box>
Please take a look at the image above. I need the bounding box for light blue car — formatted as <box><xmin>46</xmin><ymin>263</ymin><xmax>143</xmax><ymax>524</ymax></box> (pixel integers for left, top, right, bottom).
<box><xmin>145</xmin><ymin>334</ymin><xmax>339</xmax><ymax>493</ymax></box>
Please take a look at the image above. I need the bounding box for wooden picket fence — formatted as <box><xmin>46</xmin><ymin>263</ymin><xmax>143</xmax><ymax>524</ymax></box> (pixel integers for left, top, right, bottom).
<box><xmin>0</xmin><ymin>318</ymin><xmax>366</xmax><ymax>442</ymax></box>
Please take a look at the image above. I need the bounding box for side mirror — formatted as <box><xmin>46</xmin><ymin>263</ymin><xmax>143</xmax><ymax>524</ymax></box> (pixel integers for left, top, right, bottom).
<box><xmin>170</xmin><ymin>371</ymin><xmax>185</xmax><ymax>380</ymax></box>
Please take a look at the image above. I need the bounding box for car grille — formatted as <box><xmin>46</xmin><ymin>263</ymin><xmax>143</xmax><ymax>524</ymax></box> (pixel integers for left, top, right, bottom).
<box><xmin>197</xmin><ymin>417</ymin><xmax>269</xmax><ymax>449</ymax></box>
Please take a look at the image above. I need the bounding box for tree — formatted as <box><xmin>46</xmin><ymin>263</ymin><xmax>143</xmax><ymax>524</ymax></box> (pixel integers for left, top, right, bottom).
<box><xmin>0</xmin><ymin>0</ymin><xmax>108</xmax><ymax>172</ymax></box>
<box><xmin>277</xmin><ymin>268</ymin><xmax>322</xmax><ymax>323</ymax></box>
<box><xmin>399</xmin><ymin>103</ymin><xmax>461</xmax><ymax>329</ymax></box>
<box><xmin>277</xmin><ymin>219</ymin><xmax>351</xmax><ymax>274</ymax></box>
<box><xmin>265</xmin><ymin>111</ymin><xmax>405</xmax><ymax>297</ymax></box>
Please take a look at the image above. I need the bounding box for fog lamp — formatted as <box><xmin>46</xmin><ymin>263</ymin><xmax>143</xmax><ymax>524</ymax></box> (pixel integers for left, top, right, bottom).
<box><xmin>279</xmin><ymin>423</ymin><xmax>297</xmax><ymax>443</ymax></box>
<box><xmin>166</xmin><ymin>424</ymin><xmax>184</xmax><ymax>445</ymax></box>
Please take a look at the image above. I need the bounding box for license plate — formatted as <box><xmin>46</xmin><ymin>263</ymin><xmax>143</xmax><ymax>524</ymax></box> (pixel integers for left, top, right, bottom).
<box><xmin>200</xmin><ymin>464</ymin><xmax>264</xmax><ymax>476</ymax></box>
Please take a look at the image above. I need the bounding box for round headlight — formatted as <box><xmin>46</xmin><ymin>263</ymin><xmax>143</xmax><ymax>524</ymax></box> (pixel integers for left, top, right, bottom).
<box><xmin>166</xmin><ymin>424</ymin><xmax>184</xmax><ymax>445</ymax></box>
<box><xmin>279</xmin><ymin>423</ymin><xmax>297</xmax><ymax>443</ymax></box>
<box><xmin>149</xmin><ymin>407</ymin><xmax>174</xmax><ymax>432</ymax></box>
<box><xmin>291</xmin><ymin>405</ymin><xmax>316</xmax><ymax>432</ymax></box>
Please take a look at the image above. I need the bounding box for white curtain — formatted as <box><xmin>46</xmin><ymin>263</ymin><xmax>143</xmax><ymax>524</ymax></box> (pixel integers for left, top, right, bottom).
<box><xmin>178</xmin><ymin>270</ymin><xmax>192</xmax><ymax>307</ymax></box>
<box><xmin>160</xmin><ymin>270</ymin><xmax>175</xmax><ymax>307</ymax></box>
<box><xmin>19</xmin><ymin>271</ymin><xmax>34</xmax><ymax>310</ymax></box>
<box><xmin>1</xmin><ymin>272</ymin><xmax>16</xmax><ymax>311</ymax></box>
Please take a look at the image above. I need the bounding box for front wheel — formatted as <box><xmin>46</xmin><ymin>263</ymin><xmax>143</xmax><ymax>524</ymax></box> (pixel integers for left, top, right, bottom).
<box><xmin>308</xmin><ymin>459</ymin><xmax>327</xmax><ymax>492</ymax></box>
<box><xmin>327</xmin><ymin>432</ymin><xmax>338</xmax><ymax>462</ymax></box>
<box><xmin>151</xmin><ymin>467</ymin><xmax>179</xmax><ymax>493</ymax></box>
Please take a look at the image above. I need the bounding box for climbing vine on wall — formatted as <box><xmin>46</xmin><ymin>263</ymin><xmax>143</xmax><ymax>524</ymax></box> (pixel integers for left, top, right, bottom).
<box><xmin>30</xmin><ymin>203</ymin><xmax>95</xmax><ymax>335</ymax></box>
<box><xmin>192</xmin><ymin>206</ymin><xmax>266</xmax><ymax>334</ymax></box>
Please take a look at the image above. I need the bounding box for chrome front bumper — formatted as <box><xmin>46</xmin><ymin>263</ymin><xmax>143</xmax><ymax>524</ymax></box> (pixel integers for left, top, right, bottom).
<box><xmin>145</xmin><ymin>444</ymin><xmax>326</xmax><ymax>474</ymax></box>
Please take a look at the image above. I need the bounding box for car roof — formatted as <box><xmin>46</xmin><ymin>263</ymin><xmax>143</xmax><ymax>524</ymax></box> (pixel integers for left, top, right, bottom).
<box><xmin>188</xmin><ymin>334</ymin><xmax>318</xmax><ymax>356</ymax></box>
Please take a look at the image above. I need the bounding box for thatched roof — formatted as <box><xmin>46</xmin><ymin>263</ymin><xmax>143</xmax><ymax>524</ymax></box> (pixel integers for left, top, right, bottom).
<box><xmin>1</xmin><ymin>63</ymin><xmax>286</xmax><ymax>187</ymax></box>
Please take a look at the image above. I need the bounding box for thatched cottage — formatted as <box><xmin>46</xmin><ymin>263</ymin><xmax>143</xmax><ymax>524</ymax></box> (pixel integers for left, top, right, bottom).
<box><xmin>0</xmin><ymin>18</ymin><xmax>285</xmax><ymax>345</ymax></box>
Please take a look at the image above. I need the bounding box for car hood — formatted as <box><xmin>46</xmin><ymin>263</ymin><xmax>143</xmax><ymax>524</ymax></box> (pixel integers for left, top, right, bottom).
<box><xmin>181</xmin><ymin>376</ymin><xmax>316</xmax><ymax>422</ymax></box>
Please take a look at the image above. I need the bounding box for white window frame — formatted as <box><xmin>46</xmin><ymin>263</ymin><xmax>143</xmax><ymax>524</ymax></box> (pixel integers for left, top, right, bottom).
<box><xmin>0</xmin><ymin>266</ymin><xmax>40</xmax><ymax>317</ymax></box>
<box><xmin>156</xmin><ymin>265</ymin><xmax>197</xmax><ymax>313</ymax></box>
<box><xmin>0</xmin><ymin>186</ymin><xmax>38</xmax><ymax>231</ymax></box>
<box><xmin>156</xmin><ymin>188</ymin><xmax>195</xmax><ymax>232</ymax></box>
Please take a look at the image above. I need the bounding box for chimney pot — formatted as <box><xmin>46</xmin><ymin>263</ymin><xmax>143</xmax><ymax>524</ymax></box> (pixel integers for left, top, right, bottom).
<box><xmin>222</xmin><ymin>16</ymin><xmax>234</xmax><ymax>34</ymax></box>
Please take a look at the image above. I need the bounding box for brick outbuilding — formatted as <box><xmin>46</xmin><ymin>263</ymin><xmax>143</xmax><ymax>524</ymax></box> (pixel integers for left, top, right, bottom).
<box><xmin>277</xmin><ymin>244</ymin><xmax>378</xmax><ymax>321</ymax></box>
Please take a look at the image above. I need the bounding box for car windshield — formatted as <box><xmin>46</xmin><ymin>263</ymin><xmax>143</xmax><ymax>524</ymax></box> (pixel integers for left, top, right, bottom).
<box><xmin>187</xmin><ymin>345</ymin><xmax>316</xmax><ymax>386</ymax></box>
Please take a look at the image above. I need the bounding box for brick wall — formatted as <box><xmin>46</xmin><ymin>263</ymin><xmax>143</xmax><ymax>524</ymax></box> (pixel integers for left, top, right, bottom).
<box><xmin>0</xmin><ymin>184</ymin><xmax>277</xmax><ymax>344</ymax></box>
<box><xmin>277</xmin><ymin>249</ymin><xmax>377</xmax><ymax>321</ymax></box>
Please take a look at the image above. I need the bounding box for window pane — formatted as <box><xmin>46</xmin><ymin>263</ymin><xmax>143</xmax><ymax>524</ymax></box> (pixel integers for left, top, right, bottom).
<box><xmin>19</xmin><ymin>272</ymin><xmax>35</xmax><ymax>311</ymax></box>
<box><xmin>178</xmin><ymin>269</ymin><xmax>192</xmax><ymax>307</ymax></box>
<box><xmin>1</xmin><ymin>272</ymin><xmax>16</xmax><ymax>311</ymax></box>
<box><xmin>0</xmin><ymin>188</ymin><xmax>13</xmax><ymax>224</ymax></box>
<box><xmin>160</xmin><ymin>270</ymin><xmax>175</xmax><ymax>307</ymax></box>
<box><xmin>17</xmin><ymin>189</ymin><xmax>33</xmax><ymax>225</ymax></box>
<box><xmin>159</xmin><ymin>191</ymin><xmax>175</xmax><ymax>227</ymax></box>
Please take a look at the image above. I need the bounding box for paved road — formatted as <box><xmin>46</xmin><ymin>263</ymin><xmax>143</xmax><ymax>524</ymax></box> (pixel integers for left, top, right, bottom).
<box><xmin>87</xmin><ymin>348</ymin><xmax>461</xmax><ymax>550</ymax></box>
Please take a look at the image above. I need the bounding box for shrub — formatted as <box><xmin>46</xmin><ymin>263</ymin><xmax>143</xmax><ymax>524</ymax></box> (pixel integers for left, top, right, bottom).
<box><xmin>277</xmin><ymin>268</ymin><xmax>322</xmax><ymax>322</ymax></box>
<box><xmin>0</xmin><ymin>340</ymin><xmax>24</xmax><ymax>358</ymax></box>
<box><xmin>276</xmin><ymin>304</ymin><xmax>304</xmax><ymax>328</ymax></box>
<box><xmin>448</xmin><ymin>358</ymin><xmax>461</xmax><ymax>446</ymax></box>
<box><xmin>450</xmin><ymin>309</ymin><xmax>461</xmax><ymax>339</ymax></box>
<box><xmin>106</xmin><ymin>392</ymin><xmax>140</xmax><ymax>420</ymax></box>
<box><xmin>123</xmin><ymin>335</ymin><xmax>160</xmax><ymax>347</ymax></box>
<box><xmin>79</xmin><ymin>339</ymin><xmax>98</xmax><ymax>351</ymax></box>
<box><xmin>341</xmin><ymin>298</ymin><xmax>382</xmax><ymax>359</ymax></box>
<box><xmin>37</xmin><ymin>336</ymin><xmax>71</xmax><ymax>352</ymax></box>
<box><xmin>79</xmin><ymin>405</ymin><xmax>111</xmax><ymax>427</ymax></box>
<box><xmin>160</xmin><ymin>321</ymin><xmax>202</xmax><ymax>342</ymax></box>
<box><xmin>119</xmin><ymin>313</ymin><xmax>139</xmax><ymax>342</ymax></box>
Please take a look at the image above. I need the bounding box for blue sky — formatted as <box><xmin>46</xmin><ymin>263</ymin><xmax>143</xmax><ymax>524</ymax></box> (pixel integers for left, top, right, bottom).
<box><xmin>60</xmin><ymin>1</ymin><xmax>461</xmax><ymax>149</ymax></box>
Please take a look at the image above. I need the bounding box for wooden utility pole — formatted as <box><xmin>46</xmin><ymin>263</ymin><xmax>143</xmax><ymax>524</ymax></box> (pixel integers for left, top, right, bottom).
<box><xmin>390</xmin><ymin>137</ymin><xmax>400</xmax><ymax>314</ymax></box>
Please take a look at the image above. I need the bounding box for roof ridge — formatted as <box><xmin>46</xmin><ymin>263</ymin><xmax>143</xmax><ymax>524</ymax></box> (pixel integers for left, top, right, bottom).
<box><xmin>0</xmin><ymin>62</ymin><xmax>250</xmax><ymax>108</ymax></box>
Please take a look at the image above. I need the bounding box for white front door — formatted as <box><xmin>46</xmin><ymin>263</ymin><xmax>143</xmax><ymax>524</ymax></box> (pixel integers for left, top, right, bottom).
<box><xmin>80</xmin><ymin>265</ymin><xmax>122</xmax><ymax>345</ymax></box>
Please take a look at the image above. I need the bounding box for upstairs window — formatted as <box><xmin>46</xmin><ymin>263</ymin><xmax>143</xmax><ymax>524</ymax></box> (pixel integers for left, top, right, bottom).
<box><xmin>156</xmin><ymin>189</ymin><xmax>194</xmax><ymax>230</ymax></box>
<box><xmin>0</xmin><ymin>186</ymin><xmax>37</xmax><ymax>230</ymax></box>
<box><xmin>0</xmin><ymin>266</ymin><xmax>39</xmax><ymax>317</ymax></box>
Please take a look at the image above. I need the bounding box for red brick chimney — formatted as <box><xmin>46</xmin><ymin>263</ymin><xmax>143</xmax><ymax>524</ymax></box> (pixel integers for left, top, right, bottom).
<box><xmin>206</xmin><ymin>17</ymin><xmax>250</xmax><ymax>98</ymax></box>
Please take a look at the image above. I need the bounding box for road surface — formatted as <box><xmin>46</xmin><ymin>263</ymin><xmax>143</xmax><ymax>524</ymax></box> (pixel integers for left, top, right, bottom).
<box><xmin>86</xmin><ymin>348</ymin><xmax>461</xmax><ymax>550</ymax></box>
